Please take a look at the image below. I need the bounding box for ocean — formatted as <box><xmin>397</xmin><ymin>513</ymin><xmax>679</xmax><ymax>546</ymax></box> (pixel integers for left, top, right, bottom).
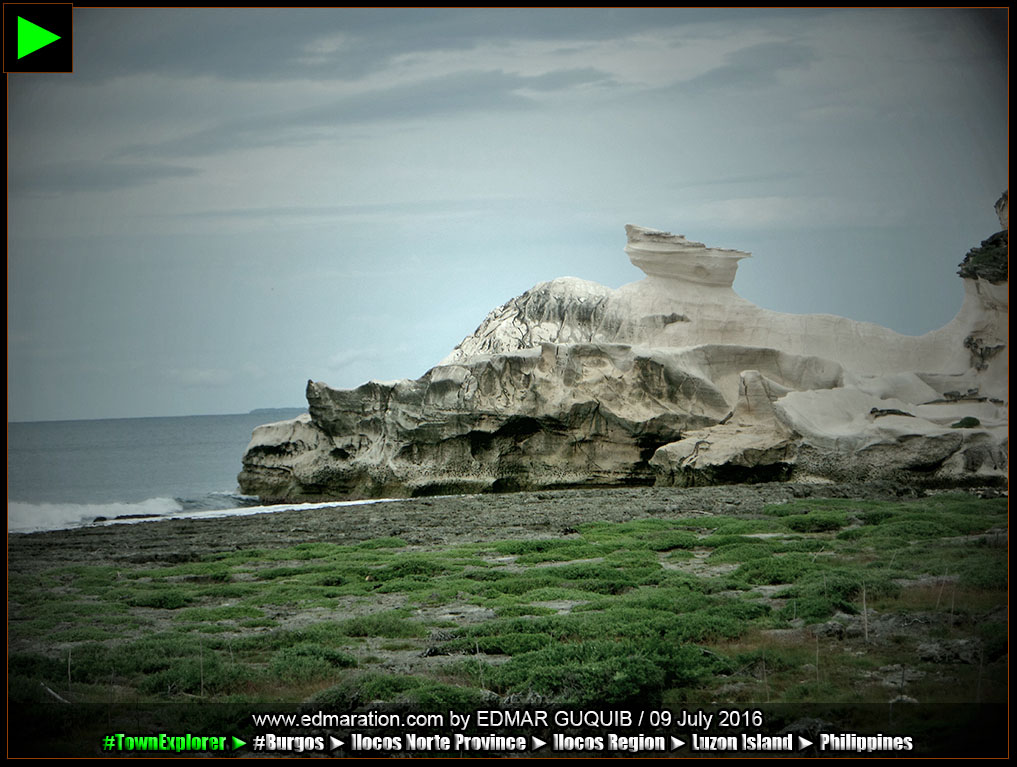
<box><xmin>7</xmin><ymin>409</ymin><xmax>332</xmax><ymax>534</ymax></box>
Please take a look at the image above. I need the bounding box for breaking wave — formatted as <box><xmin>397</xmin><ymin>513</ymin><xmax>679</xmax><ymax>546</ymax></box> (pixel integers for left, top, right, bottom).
<box><xmin>7</xmin><ymin>495</ymin><xmax>403</xmax><ymax>534</ymax></box>
<box><xmin>8</xmin><ymin>497</ymin><xmax>185</xmax><ymax>533</ymax></box>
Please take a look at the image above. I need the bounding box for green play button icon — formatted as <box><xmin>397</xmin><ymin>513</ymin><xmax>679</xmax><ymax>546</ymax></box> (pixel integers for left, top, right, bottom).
<box><xmin>4</xmin><ymin>4</ymin><xmax>73</xmax><ymax>73</ymax></box>
<box><xmin>17</xmin><ymin>16</ymin><xmax>60</xmax><ymax>59</ymax></box>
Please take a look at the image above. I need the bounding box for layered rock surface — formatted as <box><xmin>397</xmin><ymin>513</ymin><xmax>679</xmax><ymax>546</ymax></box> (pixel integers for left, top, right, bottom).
<box><xmin>239</xmin><ymin>198</ymin><xmax>1008</xmax><ymax>501</ymax></box>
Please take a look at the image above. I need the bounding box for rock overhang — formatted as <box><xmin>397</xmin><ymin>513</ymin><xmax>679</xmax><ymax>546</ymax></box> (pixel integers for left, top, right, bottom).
<box><xmin>624</xmin><ymin>224</ymin><xmax>750</xmax><ymax>287</ymax></box>
<box><xmin>239</xmin><ymin>198</ymin><xmax>1008</xmax><ymax>501</ymax></box>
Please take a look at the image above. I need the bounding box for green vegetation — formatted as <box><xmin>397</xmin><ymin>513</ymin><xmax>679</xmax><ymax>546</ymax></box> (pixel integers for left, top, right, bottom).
<box><xmin>951</xmin><ymin>416</ymin><xmax>981</xmax><ymax>429</ymax></box>
<box><xmin>8</xmin><ymin>492</ymin><xmax>1006</xmax><ymax>749</ymax></box>
<box><xmin>957</xmin><ymin>229</ymin><xmax>1008</xmax><ymax>284</ymax></box>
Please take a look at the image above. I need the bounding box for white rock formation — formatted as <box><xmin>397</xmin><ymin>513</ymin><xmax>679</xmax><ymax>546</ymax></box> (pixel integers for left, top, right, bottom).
<box><xmin>240</xmin><ymin>205</ymin><xmax>1008</xmax><ymax>501</ymax></box>
<box><xmin>445</xmin><ymin>226</ymin><xmax>1005</xmax><ymax>392</ymax></box>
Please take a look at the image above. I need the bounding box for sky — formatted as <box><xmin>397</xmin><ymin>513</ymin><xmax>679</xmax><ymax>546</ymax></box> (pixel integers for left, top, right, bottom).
<box><xmin>7</xmin><ymin>8</ymin><xmax>1008</xmax><ymax>422</ymax></box>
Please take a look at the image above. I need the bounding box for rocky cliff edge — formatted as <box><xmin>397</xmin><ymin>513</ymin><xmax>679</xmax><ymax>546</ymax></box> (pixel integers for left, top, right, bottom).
<box><xmin>239</xmin><ymin>196</ymin><xmax>1008</xmax><ymax>501</ymax></box>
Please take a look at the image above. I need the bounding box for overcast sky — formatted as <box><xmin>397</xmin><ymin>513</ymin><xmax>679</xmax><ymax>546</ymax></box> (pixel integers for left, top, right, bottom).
<box><xmin>7</xmin><ymin>8</ymin><xmax>1007</xmax><ymax>422</ymax></box>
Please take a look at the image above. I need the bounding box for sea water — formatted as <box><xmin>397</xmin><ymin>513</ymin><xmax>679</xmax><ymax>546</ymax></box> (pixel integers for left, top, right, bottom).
<box><xmin>7</xmin><ymin>410</ymin><xmax>314</xmax><ymax>533</ymax></box>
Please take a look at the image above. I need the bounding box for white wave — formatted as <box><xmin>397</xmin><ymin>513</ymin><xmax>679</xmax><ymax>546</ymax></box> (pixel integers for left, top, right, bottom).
<box><xmin>7</xmin><ymin>496</ymin><xmax>408</xmax><ymax>534</ymax></box>
<box><xmin>102</xmin><ymin>497</ymin><xmax>406</xmax><ymax>526</ymax></box>
<box><xmin>7</xmin><ymin>497</ymin><xmax>184</xmax><ymax>534</ymax></box>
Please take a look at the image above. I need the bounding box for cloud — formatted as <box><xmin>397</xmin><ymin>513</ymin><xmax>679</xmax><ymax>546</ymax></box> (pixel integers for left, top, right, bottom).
<box><xmin>681</xmin><ymin>195</ymin><xmax>896</xmax><ymax>229</ymax></box>
<box><xmin>676</xmin><ymin>41</ymin><xmax>817</xmax><ymax>92</ymax></box>
<box><xmin>675</xmin><ymin>171</ymin><xmax>805</xmax><ymax>190</ymax></box>
<box><xmin>70</xmin><ymin>9</ymin><xmax>761</xmax><ymax>83</ymax></box>
<box><xmin>519</xmin><ymin>67</ymin><xmax>616</xmax><ymax>91</ymax></box>
<box><xmin>175</xmin><ymin>199</ymin><xmax>496</xmax><ymax>220</ymax></box>
<box><xmin>127</xmin><ymin>68</ymin><xmax>614</xmax><ymax>158</ymax></box>
<box><xmin>167</xmin><ymin>367</ymin><xmax>235</xmax><ymax>388</ymax></box>
<box><xmin>326</xmin><ymin>349</ymin><xmax>384</xmax><ymax>372</ymax></box>
<box><xmin>13</xmin><ymin>161</ymin><xmax>199</xmax><ymax>197</ymax></box>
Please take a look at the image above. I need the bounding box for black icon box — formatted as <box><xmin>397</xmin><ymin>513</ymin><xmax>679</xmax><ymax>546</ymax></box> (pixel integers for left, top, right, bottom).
<box><xmin>4</xmin><ymin>4</ymin><xmax>73</xmax><ymax>74</ymax></box>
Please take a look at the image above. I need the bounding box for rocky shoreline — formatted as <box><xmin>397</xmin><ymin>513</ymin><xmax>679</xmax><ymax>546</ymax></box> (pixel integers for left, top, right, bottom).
<box><xmin>8</xmin><ymin>481</ymin><xmax>996</xmax><ymax>572</ymax></box>
<box><xmin>9</xmin><ymin>480</ymin><xmax>1007</xmax><ymax>759</ymax></box>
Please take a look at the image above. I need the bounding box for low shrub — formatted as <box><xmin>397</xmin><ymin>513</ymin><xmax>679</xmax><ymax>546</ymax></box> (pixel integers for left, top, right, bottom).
<box><xmin>269</xmin><ymin>643</ymin><xmax>357</xmax><ymax>681</ymax></box>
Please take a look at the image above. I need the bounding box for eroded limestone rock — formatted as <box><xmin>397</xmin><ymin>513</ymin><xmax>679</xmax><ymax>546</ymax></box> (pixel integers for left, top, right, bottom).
<box><xmin>240</xmin><ymin>202</ymin><xmax>1008</xmax><ymax>501</ymax></box>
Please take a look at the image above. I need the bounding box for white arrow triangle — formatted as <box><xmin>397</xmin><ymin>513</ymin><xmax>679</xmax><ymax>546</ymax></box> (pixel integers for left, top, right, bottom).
<box><xmin>670</xmin><ymin>736</ymin><xmax>686</xmax><ymax>750</ymax></box>
<box><xmin>329</xmin><ymin>735</ymin><xmax>344</xmax><ymax>750</ymax></box>
<box><xmin>798</xmin><ymin>735</ymin><xmax>813</xmax><ymax>750</ymax></box>
<box><xmin>531</xmin><ymin>736</ymin><xmax>547</xmax><ymax>750</ymax></box>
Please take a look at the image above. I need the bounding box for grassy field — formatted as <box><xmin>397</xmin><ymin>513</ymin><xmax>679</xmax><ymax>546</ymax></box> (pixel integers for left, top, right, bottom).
<box><xmin>8</xmin><ymin>490</ymin><xmax>1008</xmax><ymax>756</ymax></box>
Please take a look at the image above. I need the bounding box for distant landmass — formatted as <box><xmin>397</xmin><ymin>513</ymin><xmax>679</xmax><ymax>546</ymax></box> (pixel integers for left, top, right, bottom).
<box><xmin>247</xmin><ymin>407</ymin><xmax>307</xmax><ymax>417</ymax></box>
